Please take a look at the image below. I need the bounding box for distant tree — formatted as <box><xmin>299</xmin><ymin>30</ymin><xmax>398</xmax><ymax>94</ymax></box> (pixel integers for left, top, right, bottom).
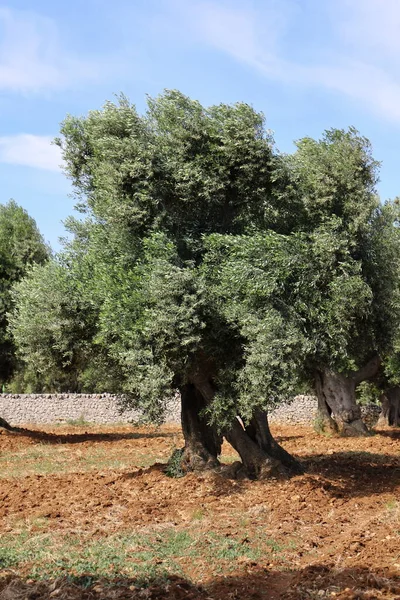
<box><xmin>284</xmin><ymin>133</ymin><xmax>400</xmax><ymax>435</ymax></box>
<box><xmin>0</xmin><ymin>200</ymin><xmax>49</xmax><ymax>387</ymax></box>
<box><xmin>8</xmin><ymin>215</ymin><xmax>122</xmax><ymax>394</ymax></box>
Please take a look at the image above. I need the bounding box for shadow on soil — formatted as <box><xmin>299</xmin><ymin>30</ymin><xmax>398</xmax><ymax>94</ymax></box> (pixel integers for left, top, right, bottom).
<box><xmin>375</xmin><ymin>428</ymin><xmax>400</xmax><ymax>440</ymax></box>
<box><xmin>5</xmin><ymin>427</ymin><xmax>176</xmax><ymax>445</ymax></box>
<box><xmin>304</xmin><ymin>450</ymin><xmax>400</xmax><ymax>499</ymax></box>
<box><xmin>1</xmin><ymin>565</ymin><xmax>399</xmax><ymax>600</ymax></box>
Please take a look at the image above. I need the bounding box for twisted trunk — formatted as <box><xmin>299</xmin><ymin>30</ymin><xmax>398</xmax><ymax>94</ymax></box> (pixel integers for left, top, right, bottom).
<box><xmin>176</xmin><ymin>359</ymin><xmax>302</xmax><ymax>478</ymax></box>
<box><xmin>179</xmin><ymin>383</ymin><xmax>222</xmax><ymax>472</ymax></box>
<box><xmin>224</xmin><ymin>410</ymin><xmax>303</xmax><ymax>479</ymax></box>
<box><xmin>315</xmin><ymin>356</ymin><xmax>380</xmax><ymax>436</ymax></box>
<box><xmin>377</xmin><ymin>386</ymin><xmax>400</xmax><ymax>427</ymax></box>
<box><xmin>244</xmin><ymin>409</ymin><xmax>303</xmax><ymax>473</ymax></box>
<box><xmin>315</xmin><ymin>373</ymin><xmax>338</xmax><ymax>433</ymax></box>
<box><xmin>315</xmin><ymin>369</ymin><xmax>368</xmax><ymax>436</ymax></box>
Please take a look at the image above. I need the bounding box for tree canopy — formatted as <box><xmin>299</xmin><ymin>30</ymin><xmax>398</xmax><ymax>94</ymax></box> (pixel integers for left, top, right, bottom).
<box><xmin>8</xmin><ymin>91</ymin><xmax>400</xmax><ymax>474</ymax></box>
<box><xmin>0</xmin><ymin>200</ymin><xmax>49</xmax><ymax>387</ymax></box>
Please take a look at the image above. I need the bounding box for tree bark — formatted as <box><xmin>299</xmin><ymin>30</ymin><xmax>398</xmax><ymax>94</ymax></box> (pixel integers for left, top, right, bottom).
<box><xmin>224</xmin><ymin>417</ymin><xmax>282</xmax><ymax>479</ymax></box>
<box><xmin>245</xmin><ymin>409</ymin><xmax>304</xmax><ymax>473</ymax></box>
<box><xmin>314</xmin><ymin>355</ymin><xmax>381</xmax><ymax>437</ymax></box>
<box><xmin>377</xmin><ymin>387</ymin><xmax>400</xmax><ymax>427</ymax></box>
<box><xmin>315</xmin><ymin>372</ymin><xmax>338</xmax><ymax>433</ymax></box>
<box><xmin>177</xmin><ymin>357</ymin><xmax>302</xmax><ymax>479</ymax></box>
<box><xmin>315</xmin><ymin>369</ymin><xmax>368</xmax><ymax>436</ymax></box>
<box><xmin>224</xmin><ymin>410</ymin><xmax>303</xmax><ymax>479</ymax></box>
<box><xmin>179</xmin><ymin>383</ymin><xmax>222</xmax><ymax>472</ymax></box>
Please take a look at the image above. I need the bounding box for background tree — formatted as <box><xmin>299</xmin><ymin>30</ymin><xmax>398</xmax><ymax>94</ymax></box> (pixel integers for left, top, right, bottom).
<box><xmin>284</xmin><ymin>133</ymin><xmax>400</xmax><ymax>435</ymax></box>
<box><xmin>0</xmin><ymin>200</ymin><xmax>49</xmax><ymax>388</ymax></box>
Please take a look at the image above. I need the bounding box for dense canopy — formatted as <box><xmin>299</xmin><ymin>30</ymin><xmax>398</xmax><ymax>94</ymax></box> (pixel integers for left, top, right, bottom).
<box><xmin>8</xmin><ymin>91</ymin><xmax>400</xmax><ymax>476</ymax></box>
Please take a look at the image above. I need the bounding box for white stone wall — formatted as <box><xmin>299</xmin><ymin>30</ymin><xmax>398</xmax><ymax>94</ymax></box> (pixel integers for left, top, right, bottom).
<box><xmin>0</xmin><ymin>393</ymin><xmax>378</xmax><ymax>427</ymax></box>
<box><xmin>0</xmin><ymin>393</ymin><xmax>181</xmax><ymax>426</ymax></box>
<box><xmin>268</xmin><ymin>395</ymin><xmax>318</xmax><ymax>424</ymax></box>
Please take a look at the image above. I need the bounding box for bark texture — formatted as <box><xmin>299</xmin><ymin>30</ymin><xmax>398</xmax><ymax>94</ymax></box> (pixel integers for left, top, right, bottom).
<box><xmin>377</xmin><ymin>387</ymin><xmax>400</xmax><ymax>427</ymax></box>
<box><xmin>315</xmin><ymin>373</ymin><xmax>338</xmax><ymax>434</ymax></box>
<box><xmin>179</xmin><ymin>383</ymin><xmax>222</xmax><ymax>472</ymax></box>
<box><xmin>176</xmin><ymin>354</ymin><xmax>302</xmax><ymax>478</ymax></box>
<box><xmin>224</xmin><ymin>417</ymin><xmax>282</xmax><ymax>479</ymax></box>
<box><xmin>315</xmin><ymin>356</ymin><xmax>381</xmax><ymax>437</ymax></box>
<box><xmin>245</xmin><ymin>409</ymin><xmax>304</xmax><ymax>473</ymax></box>
<box><xmin>224</xmin><ymin>410</ymin><xmax>303</xmax><ymax>479</ymax></box>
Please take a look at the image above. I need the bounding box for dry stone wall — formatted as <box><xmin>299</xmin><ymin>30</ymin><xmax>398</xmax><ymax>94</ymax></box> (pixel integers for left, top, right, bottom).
<box><xmin>0</xmin><ymin>394</ymin><xmax>181</xmax><ymax>426</ymax></box>
<box><xmin>268</xmin><ymin>395</ymin><xmax>318</xmax><ymax>424</ymax></box>
<box><xmin>0</xmin><ymin>393</ymin><xmax>378</xmax><ymax>427</ymax></box>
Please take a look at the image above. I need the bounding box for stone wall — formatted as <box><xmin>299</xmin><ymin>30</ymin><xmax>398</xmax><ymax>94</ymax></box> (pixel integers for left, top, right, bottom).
<box><xmin>0</xmin><ymin>394</ymin><xmax>181</xmax><ymax>426</ymax></box>
<box><xmin>268</xmin><ymin>395</ymin><xmax>318</xmax><ymax>424</ymax></box>
<box><xmin>0</xmin><ymin>393</ymin><xmax>379</xmax><ymax>427</ymax></box>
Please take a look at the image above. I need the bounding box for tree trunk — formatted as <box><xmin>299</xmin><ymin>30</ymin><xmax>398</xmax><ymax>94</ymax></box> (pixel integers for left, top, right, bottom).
<box><xmin>177</xmin><ymin>357</ymin><xmax>302</xmax><ymax>479</ymax></box>
<box><xmin>315</xmin><ymin>369</ymin><xmax>368</xmax><ymax>436</ymax></box>
<box><xmin>224</xmin><ymin>410</ymin><xmax>303</xmax><ymax>479</ymax></box>
<box><xmin>179</xmin><ymin>383</ymin><xmax>222</xmax><ymax>472</ymax></box>
<box><xmin>245</xmin><ymin>409</ymin><xmax>304</xmax><ymax>473</ymax></box>
<box><xmin>224</xmin><ymin>417</ymin><xmax>282</xmax><ymax>479</ymax></box>
<box><xmin>377</xmin><ymin>387</ymin><xmax>400</xmax><ymax>427</ymax></box>
<box><xmin>315</xmin><ymin>373</ymin><xmax>338</xmax><ymax>433</ymax></box>
<box><xmin>314</xmin><ymin>356</ymin><xmax>381</xmax><ymax>437</ymax></box>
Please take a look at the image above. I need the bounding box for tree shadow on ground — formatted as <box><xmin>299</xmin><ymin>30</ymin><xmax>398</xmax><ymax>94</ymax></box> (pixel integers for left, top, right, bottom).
<box><xmin>1</xmin><ymin>564</ymin><xmax>399</xmax><ymax>600</ymax></box>
<box><xmin>2</xmin><ymin>427</ymin><xmax>176</xmax><ymax>445</ymax></box>
<box><xmin>274</xmin><ymin>434</ymin><xmax>305</xmax><ymax>443</ymax></box>
<box><xmin>303</xmin><ymin>450</ymin><xmax>400</xmax><ymax>499</ymax></box>
<box><xmin>374</xmin><ymin>427</ymin><xmax>400</xmax><ymax>440</ymax></box>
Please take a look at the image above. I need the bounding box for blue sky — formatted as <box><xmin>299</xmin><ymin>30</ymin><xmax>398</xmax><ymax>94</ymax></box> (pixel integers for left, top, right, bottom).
<box><xmin>1</xmin><ymin>0</ymin><xmax>400</xmax><ymax>249</ymax></box>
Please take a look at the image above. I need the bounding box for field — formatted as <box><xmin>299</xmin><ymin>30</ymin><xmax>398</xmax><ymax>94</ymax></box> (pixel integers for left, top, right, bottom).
<box><xmin>0</xmin><ymin>423</ymin><xmax>399</xmax><ymax>599</ymax></box>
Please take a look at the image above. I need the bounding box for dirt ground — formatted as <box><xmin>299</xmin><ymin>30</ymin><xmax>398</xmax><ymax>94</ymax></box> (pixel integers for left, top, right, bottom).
<box><xmin>0</xmin><ymin>423</ymin><xmax>399</xmax><ymax>599</ymax></box>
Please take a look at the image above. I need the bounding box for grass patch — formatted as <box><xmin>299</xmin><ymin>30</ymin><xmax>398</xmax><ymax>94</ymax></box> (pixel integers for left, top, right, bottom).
<box><xmin>0</xmin><ymin>444</ymin><xmax>168</xmax><ymax>479</ymax></box>
<box><xmin>66</xmin><ymin>415</ymin><xmax>91</xmax><ymax>427</ymax></box>
<box><xmin>0</xmin><ymin>526</ymin><xmax>284</xmax><ymax>580</ymax></box>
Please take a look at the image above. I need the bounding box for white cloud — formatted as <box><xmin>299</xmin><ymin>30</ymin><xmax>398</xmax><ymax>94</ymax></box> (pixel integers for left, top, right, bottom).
<box><xmin>0</xmin><ymin>134</ymin><xmax>62</xmax><ymax>171</ymax></box>
<box><xmin>336</xmin><ymin>0</ymin><xmax>400</xmax><ymax>58</ymax></box>
<box><xmin>0</xmin><ymin>7</ymin><xmax>105</xmax><ymax>93</ymax></box>
<box><xmin>173</xmin><ymin>0</ymin><xmax>400</xmax><ymax>123</ymax></box>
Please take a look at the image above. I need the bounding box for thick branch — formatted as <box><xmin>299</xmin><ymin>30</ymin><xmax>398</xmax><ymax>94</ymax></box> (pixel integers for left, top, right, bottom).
<box><xmin>352</xmin><ymin>355</ymin><xmax>381</xmax><ymax>386</ymax></box>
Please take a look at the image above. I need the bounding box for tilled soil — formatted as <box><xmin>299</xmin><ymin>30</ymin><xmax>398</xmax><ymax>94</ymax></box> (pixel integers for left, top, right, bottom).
<box><xmin>0</xmin><ymin>423</ymin><xmax>399</xmax><ymax>599</ymax></box>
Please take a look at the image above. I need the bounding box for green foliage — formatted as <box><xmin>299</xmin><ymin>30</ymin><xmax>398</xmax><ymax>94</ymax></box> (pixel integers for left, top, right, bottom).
<box><xmin>356</xmin><ymin>381</ymin><xmax>381</xmax><ymax>405</ymax></box>
<box><xmin>0</xmin><ymin>200</ymin><xmax>49</xmax><ymax>385</ymax></box>
<box><xmin>8</xmin><ymin>257</ymin><xmax>122</xmax><ymax>393</ymax></box>
<box><xmin>165</xmin><ymin>448</ymin><xmax>185</xmax><ymax>478</ymax></box>
<box><xmin>9</xmin><ymin>90</ymin><xmax>400</xmax><ymax>427</ymax></box>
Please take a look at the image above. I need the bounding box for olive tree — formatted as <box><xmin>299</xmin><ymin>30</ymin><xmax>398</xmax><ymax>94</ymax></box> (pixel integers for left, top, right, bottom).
<box><xmin>0</xmin><ymin>200</ymin><xmax>49</xmax><ymax>387</ymax></box>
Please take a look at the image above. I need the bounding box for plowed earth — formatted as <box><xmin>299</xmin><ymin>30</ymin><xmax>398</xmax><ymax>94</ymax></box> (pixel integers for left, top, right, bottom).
<box><xmin>0</xmin><ymin>423</ymin><xmax>399</xmax><ymax>599</ymax></box>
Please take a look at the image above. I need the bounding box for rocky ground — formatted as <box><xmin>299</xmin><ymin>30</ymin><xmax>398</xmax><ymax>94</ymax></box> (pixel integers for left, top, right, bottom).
<box><xmin>0</xmin><ymin>423</ymin><xmax>399</xmax><ymax>599</ymax></box>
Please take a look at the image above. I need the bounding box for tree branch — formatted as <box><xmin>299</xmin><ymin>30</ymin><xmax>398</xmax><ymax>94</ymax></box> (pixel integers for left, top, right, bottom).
<box><xmin>352</xmin><ymin>355</ymin><xmax>381</xmax><ymax>385</ymax></box>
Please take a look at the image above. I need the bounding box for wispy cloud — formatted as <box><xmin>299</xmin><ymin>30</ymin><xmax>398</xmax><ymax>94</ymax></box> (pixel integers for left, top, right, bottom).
<box><xmin>0</xmin><ymin>7</ymin><xmax>108</xmax><ymax>93</ymax></box>
<box><xmin>0</xmin><ymin>134</ymin><xmax>62</xmax><ymax>171</ymax></box>
<box><xmin>171</xmin><ymin>0</ymin><xmax>400</xmax><ymax>123</ymax></box>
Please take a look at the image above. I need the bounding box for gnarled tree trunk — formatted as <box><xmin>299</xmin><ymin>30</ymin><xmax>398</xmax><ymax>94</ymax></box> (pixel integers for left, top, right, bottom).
<box><xmin>315</xmin><ymin>373</ymin><xmax>338</xmax><ymax>433</ymax></box>
<box><xmin>179</xmin><ymin>383</ymin><xmax>222</xmax><ymax>472</ymax></box>
<box><xmin>224</xmin><ymin>410</ymin><xmax>303</xmax><ymax>478</ymax></box>
<box><xmin>175</xmin><ymin>359</ymin><xmax>303</xmax><ymax>479</ymax></box>
<box><xmin>244</xmin><ymin>409</ymin><xmax>303</xmax><ymax>473</ymax></box>
<box><xmin>377</xmin><ymin>386</ymin><xmax>400</xmax><ymax>427</ymax></box>
<box><xmin>315</xmin><ymin>355</ymin><xmax>381</xmax><ymax>436</ymax></box>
